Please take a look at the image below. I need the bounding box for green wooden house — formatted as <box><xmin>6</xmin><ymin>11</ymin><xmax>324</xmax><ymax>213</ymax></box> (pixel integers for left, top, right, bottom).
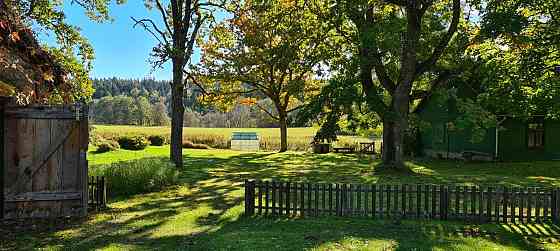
<box><xmin>416</xmin><ymin>92</ymin><xmax>560</xmax><ymax>161</ymax></box>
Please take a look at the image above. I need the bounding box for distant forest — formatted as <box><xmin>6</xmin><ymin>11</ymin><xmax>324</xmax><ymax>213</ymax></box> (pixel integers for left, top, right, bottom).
<box><xmin>91</xmin><ymin>78</ymin><xmax>279</xmax><ymax>128</ymax></box>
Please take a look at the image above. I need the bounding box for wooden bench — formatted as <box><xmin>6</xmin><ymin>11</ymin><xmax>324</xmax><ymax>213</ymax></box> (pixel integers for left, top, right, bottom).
<box><xmin>359</xmin><ymin>142</ymin><xmax>376</xmax><ymax>154</ymax></box>
<box><xmin>333</xmin><ymin>147</ymin><xmax>355</xmax><ymax>153</ymax></box>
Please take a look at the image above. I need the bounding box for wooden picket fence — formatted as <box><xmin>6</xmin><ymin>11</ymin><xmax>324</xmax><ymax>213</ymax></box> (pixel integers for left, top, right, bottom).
<box><xmin>244</xmin><ymin>180</ymin><xmax>560</xmax><ymax>223</ymax></box>
<box><xmin>88</xmin><ymin>176</ymin><xmax>107</xmax><ymax>210</ymax></box>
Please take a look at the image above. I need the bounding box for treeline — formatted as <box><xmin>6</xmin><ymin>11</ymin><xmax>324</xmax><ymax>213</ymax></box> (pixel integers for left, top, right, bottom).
<box><xmin>90</xmin><ymin>78</ymin><xmax>284</xmax><ymax>127</ymax></box>
<box><xmin>93</xmin><ymin>95</ymin><xmax>170</xmax><ymax>126</ymax></box>
<box><xmin>92</xmin><ymin>78</ymin><xmax>171</xmax><ymax>100</ymax></box>
<box><xmin>184</xmin><ymin>103</ymin><xmax>279</xmax><ymax>128</ymax></box>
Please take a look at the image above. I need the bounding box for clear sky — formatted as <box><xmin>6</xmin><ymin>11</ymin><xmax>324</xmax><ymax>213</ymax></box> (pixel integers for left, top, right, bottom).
<box><xmin>46</xmin><ymin>2</ymin><xmax>206</xmax><ymax>81</ymax></box>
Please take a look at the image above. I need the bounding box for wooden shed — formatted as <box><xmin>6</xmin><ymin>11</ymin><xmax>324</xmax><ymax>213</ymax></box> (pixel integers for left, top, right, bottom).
<box><xmin>1</xmin><ymin>98</ymin><xmax>89</xmax><ymax>219</ymax></box>
<box><xmin>231</xmin><ymin>132</ymin><xmax>259</xmax><ymax>151</ymax></box>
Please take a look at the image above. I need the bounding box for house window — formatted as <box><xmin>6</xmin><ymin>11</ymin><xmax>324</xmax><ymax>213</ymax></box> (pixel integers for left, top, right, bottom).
<box><xmin>528</xmin><ymin>122</ymin><xmax>544</xmax><ymax>148</ymax></box>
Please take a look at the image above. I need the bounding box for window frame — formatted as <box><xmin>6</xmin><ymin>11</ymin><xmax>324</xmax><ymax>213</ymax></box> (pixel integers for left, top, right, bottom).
<box><xmin>527</xmin><ymin>121</ymin><xmax>545</xmax><ymax>149</ymax></box>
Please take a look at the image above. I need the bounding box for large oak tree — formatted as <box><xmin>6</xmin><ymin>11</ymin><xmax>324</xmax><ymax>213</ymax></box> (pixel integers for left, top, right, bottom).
<box><xmin>194</xmin><ymin>0</ymin><xmax>334</xmax><ymax>152</ymax></box>
<box><xmin>309</xmin><ymin>0</ymin><xmax>462</xmax><ymax>169</ymax></box>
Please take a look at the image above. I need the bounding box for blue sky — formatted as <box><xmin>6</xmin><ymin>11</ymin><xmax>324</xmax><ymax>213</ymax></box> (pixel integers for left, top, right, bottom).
<box><xmin>44</xmin><ymin>2</ymin><xmax>206</xmax><ymax>81</ymax></box>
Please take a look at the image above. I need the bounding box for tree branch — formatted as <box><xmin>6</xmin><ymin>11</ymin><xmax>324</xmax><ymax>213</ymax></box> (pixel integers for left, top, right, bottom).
<box><xmin>287</xmin><ymin>104</ymin><xmax>304</xmax><ymax>113</ymax></box>
<box><xmin>182</xmin><ymin>0</ymin><xmax>193</xmax><ymax>32</ymax></box>
<box><xmin>411</xmin><ymin>70</ymin><xmax>457</xmax><ymax>101</ymax></box>
<box><xmin>359</xmin><ymin>5</ymin><xmax>396</xmax><ymax>93</ymax></box>
<box><xmin>416</xmin><ymin>0</ymin><xmax>461</xmax><ymax>75</ymax></box>
<box><xmin>131</xmin><ymin>17</ymin><xmax>170</xmax><ymax>47</ymax></box>
<box><xmin>194</xmin><ymin>1</ymin><xmax>229</xmax><ymax>10</ymax></box>
<box><xmin>154</xmin><ymin>0</ymin><xmax>173</xmax><ymax>35</ymax></box>
<box><xmin>185</xmin><ymin>12</ymin><xmax>206</xmax><ymax>62</ymax></box>
<box><xmin>255</xmin><ymin>102</ymin><xmax>280</xmax><ymax>120</ymax></box>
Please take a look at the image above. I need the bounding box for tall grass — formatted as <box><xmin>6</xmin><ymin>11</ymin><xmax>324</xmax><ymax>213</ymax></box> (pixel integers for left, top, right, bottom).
<box><xmin>89</xmin><ymin>158</ymin><xmax>179</xmax><ymax>196</ymax></box>
<box><xmin>92</xmin><ymin>125</ymin><xmax>373</xmax><ymax>152</ymax></box>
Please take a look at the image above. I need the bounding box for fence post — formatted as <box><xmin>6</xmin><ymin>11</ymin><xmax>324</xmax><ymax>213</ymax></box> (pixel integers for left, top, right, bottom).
<box><xmin>438</xmin><ymin>185</ymin><xmax>446</xmax><ymax>220</ymax></box>
<box><xmin>553</xmin><ymin>188</ymin><xmax>559</xmax><ymax>223</ymax></box>
<box><xmin>102</xmin><ymin>176</ymin><xmax>107</xmax><ymax>208</ymax></box>
<box><xmin>245</xmin><ymin>179</ymin><xmax>255</xmax><ymax>216</ymax></box>
<box><xmin>96</xmin><ymin>176</ymin><xmax>100</xmax><ymax>209</ymax></box>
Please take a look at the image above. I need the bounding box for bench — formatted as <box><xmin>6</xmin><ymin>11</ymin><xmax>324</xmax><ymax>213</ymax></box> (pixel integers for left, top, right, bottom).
<box><xmin>333</xmin><ymin>147</ymin><xmax>355</xmax><ymax>153</ymax></box>
<box><xmin>359</xmin><ymin>142</ymin><xmax>376</xmax><ymax>154</ymax></box>
<box><xmin>462</xmin><ymin>151</ymin><xmax>493</xmax><ymax>161</ymax></box>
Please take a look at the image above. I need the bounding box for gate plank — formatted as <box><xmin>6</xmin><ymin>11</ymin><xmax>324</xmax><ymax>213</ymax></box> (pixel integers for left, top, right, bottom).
<box><xmin>8</xmin><ymin>122</ymin><xmax>75</xmax><ymax>196</ymax></box>
<box><xmin>62</xmin><ymin>120</ymin><xmax>79</xmax><ymax>191</ymax></box>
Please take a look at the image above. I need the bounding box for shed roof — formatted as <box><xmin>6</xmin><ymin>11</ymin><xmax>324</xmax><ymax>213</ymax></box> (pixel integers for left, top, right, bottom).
<box><xmin>231</xmin><ymin>132</ymin><xmax>259</xmax><ymax>140</ymax></box>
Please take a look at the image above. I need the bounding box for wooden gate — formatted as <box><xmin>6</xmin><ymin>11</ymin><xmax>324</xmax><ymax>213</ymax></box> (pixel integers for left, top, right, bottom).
<box><xmin>1</xmin><ymin>103</ymin><xmax>89</xmax><ymax>219</ymax></box>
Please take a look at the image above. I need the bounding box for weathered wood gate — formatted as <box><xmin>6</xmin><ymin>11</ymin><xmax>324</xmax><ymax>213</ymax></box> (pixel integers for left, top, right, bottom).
<box><xmin>1</xmin><ymin>100</ymin><xmax>89</xmax><ymax>219</ymax></box>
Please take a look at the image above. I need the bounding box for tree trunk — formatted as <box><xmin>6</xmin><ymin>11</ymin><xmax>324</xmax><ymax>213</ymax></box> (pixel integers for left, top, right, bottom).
<box><xmin>279</xmin><ymin>114</ymin><xmax>288</xmax><ymax>152</ymax></box>
<box><xmin>170</xmin><ymin>59</ymin><xmax>185</xmax><ymax>168</ymax></box>
<box><xmin>381</xmin><ymin>95</ymin><xmax>409</xmax><ymax>169</ymax></box>
<box><xmin>382</xmin><ymin>120</ymin><xmax>395</xmax><ymax>164</ymax></box>
<box><xmin>382</xmin><ymin>118</ymin><xmax>407</xmax><ymax>169</ymax></box>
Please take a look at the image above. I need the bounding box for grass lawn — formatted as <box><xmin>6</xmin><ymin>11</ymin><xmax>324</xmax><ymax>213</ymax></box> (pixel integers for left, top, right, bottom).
<box><xmin>2</xmin><ymin>147</ymin><xmax>560</xmax><ymax>250</ymax></box>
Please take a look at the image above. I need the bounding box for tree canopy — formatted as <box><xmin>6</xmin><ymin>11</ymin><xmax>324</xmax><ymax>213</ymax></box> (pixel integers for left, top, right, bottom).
<box><xmin>194</xmin><ymin>0</ymin><xmax>336</xmax><ymax>151</ymax></box>
<box><xmin>0</xmin><ymin>0</ymin><xmax>125</xmax><ymax>103</ymax></box>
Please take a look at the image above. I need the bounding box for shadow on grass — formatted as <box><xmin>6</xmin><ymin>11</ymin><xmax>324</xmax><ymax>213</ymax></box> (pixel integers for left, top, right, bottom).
<box><xmin>4</xmin><ymin>151</ymin><xmax>560</xmax><ymax>250</ymax></box>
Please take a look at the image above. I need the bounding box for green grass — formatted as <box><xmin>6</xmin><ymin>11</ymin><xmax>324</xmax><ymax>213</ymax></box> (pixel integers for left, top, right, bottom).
<box><xmin>3</xmin><ymin>147</ymin><xmax>560</xmax><ymax>250</ymax></box>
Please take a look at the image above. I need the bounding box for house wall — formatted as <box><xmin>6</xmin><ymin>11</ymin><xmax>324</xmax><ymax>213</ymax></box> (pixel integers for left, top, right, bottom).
<box><xmin>417</xmin><ymin>95</ymin><xmax>495</xmax><ymax>160</ymax></box>
<box><xmin>498</xmin><ymin>119</ymin><xmax>560</xmax><ymax>161</ymax></box>
<box><xmin>417</xmin><ymin>88</ymin><xmax>560</xmax><ymax>161</ymax></box>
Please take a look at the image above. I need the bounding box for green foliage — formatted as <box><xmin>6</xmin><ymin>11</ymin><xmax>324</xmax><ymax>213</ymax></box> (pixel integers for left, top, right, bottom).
<box><xmin>455</xmin><ymin>97</ymin><xmax>498</xmax><ymax>143</ymax></box>
<box><xmin>148</xmin><ymin>135</ymin><xmax>166</xmax><ymax>146</ymax></box>
<box><xmin>95</xmin><ymin>140</ymin><xmax>120</xmax><ymax>153</ymax></box>
<box><xmin>89</xmin><ymin>158</ymin><xmax>179</xmax><ymax>196</ymax></box>
<box><xmin>117</xmin><ymin>136</ymin><xmax>149</xmax><ymax>150</ymax></box>
<box><xmin>196</xmin><ymin>0</ymin><xmax>335</xmax><ymax>127</ymax></box>
<box><xmin>92</xmin><ymin>78</ymin><xmax>171</xmax><ymax>100</ymax></box>
<box><xmin>93</xmin><ymin>95</ymin><xmax>170</xmax><ymax>126</ymax></box>
<box><xmin>298</xmin><ymin>77</ymin><xmax>379</xmax><ymax>143</ymax></box>
<box><xmin>6</xmin><ymin>0</ymin><xmax>126</xmax><ymax>102</ymax></box>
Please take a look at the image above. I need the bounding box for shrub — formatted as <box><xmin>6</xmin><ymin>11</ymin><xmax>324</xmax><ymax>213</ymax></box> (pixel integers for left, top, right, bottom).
<box><xmin>95</xmin><ymin>140</ymin><xmax>119</xmax><ymax>153</ymax></box>
<box><xmin>182</xmin><ymin>140</ymin><xmax>210</xmax><ymax>149</ymax></box>
<box><xmin>89</xmin><ymin>129</ymin><xmax>106</xmax><ymax>147</ymax></box>
<box><xmin>118</xmin><ymin>136</ymin><xmax>149</xmax><ymax>150</ymax></box>
<box><xmin>148</xmin><ymin>135</ymin><xmax>166</xmax><ymax>146</ymax></box>
<box><xmin>89</xmin><ymin>158</ymin><xmax>179</xmax><ymax>196</ymax></box>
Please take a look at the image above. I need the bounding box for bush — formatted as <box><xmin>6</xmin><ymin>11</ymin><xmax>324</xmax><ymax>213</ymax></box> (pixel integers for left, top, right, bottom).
<box><xmin>89</xmin><ymin>158</ymin><xmax>179</xmax><ymax>196</ymax></box>
<box><xmin>182</xmin><ymin>140</ymin><xmax>210</xmax><ymax>149</ymax></box>
<box><xmin>148</xmin><ymin>135</ymin><xmax>166</xmax><ymax>146</ymax></box>
<box><xmin>95</xmin><ymin>140</ymin><xmax>119</xmax><ymax>153</ymax></box>
<box><xmin>89</xmin><ymin>130</ymin><xmax>107</xmax><ymax>147</ymax></box>
<box><xmin>118</xmin><ymin>136</ymin><xmax>149</xmax><ymax>150</ymax></box>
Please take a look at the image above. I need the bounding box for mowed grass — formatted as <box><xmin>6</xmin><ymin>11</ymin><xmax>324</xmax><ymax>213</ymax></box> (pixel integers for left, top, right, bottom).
<box><xmin>3</xmin><ymin>147</ymin><xmax>560</xmax><ymax>250</ymax></box>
